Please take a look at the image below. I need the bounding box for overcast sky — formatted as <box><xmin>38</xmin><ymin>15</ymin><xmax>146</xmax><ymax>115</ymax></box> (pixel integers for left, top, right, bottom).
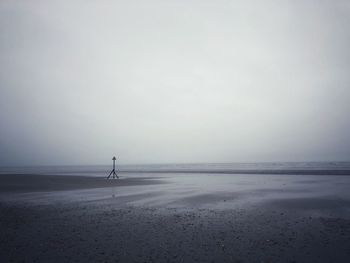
<box><xmin>1</xmin><ymin>0</ymin><xmax>350</xmax><ymax>166</ymax></box>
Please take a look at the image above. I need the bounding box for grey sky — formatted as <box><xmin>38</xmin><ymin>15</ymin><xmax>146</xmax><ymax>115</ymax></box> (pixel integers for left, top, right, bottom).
<box><xmin>1</xmin><ymin>0</ymin><xmax>350</xmax><ymax>166</ymax></box>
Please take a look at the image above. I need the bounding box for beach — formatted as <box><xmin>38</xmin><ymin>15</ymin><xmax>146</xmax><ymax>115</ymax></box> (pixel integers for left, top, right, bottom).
<box><xmin>2</xmin><ymin>0</ymin><xmax>350</xmax><ymax>261</ymax></box>
<box><xmin>1</xmin><ymin>171</ymin><xmax>350</xmax><ymax>262</ymax></box>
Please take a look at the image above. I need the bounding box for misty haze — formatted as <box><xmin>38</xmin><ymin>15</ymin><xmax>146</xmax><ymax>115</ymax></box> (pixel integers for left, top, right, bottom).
<box><xmin>1</xmin><ymin>0</ymin><xmax>350</xmax><ymax>166</ymax></box>
<box><xmin>1</xmin><ymin>1</ymin><xmax>350</xmax><ymax>263</ymax></box>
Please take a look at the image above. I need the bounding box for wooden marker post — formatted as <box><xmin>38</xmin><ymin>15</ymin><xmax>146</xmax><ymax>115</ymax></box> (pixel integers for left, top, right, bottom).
<box><xmin>107</xmin><ymin>156</ymin><xmax>119</xmax><ymax>179</ymax></box>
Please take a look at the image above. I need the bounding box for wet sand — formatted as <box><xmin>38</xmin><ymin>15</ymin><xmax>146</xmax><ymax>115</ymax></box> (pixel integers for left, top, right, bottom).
<box><xmin>1</xmin><ymin>173</ymin><xmax>350</xmax><ymax>262</ymax></box>
<box><xmin>0</xmin><ymin>174</ymin><xmax>164</xmax><ymax>193</ymax></box>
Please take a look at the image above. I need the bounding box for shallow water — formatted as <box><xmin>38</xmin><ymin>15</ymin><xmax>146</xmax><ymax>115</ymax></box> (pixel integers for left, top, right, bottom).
<box><xmin>2</xmin><ymin>172</ymin><xmax>350</xmax><ymax>218</ymax></box>
<box><xmin>2</xmin><ymin>162</ymin><xmax>350</xmax><ymax>216</ymax></box>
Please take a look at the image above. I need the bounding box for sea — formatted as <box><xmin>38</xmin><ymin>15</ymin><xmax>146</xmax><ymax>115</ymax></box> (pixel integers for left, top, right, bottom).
<box><xmin>0</xmin><ymin>162</ymin><xmax>350</xmax><ymax>177</ymax></box>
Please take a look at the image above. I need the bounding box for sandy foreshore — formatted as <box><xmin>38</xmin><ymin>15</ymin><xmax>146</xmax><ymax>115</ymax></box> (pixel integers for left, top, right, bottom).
<box><xmin>1</xmin><ymin>173</ymin><xmax>350</xmax><ymax>262</ymax></box>
<box><xmin>0</xmin><ymin>174</ymin><xmax>164</xmax><ymax>193</ymax></box>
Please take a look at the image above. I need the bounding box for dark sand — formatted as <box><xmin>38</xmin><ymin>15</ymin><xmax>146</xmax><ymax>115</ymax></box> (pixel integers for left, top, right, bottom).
<box><xmin>1</xmin><ymin>174</ymin><xmax>350</xmax><ymax>262</ymax></box>
<box><xmin>0</xmin><ymin>174</ymin><xmax>164</xmax><ymax>193</ymax></box>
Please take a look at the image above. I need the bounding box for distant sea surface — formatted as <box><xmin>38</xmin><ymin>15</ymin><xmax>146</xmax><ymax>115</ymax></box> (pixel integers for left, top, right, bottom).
<box><xmin>1</xmin><ymin>162</ymin><xmax>350</xmax><ymax>176</ymax></box>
